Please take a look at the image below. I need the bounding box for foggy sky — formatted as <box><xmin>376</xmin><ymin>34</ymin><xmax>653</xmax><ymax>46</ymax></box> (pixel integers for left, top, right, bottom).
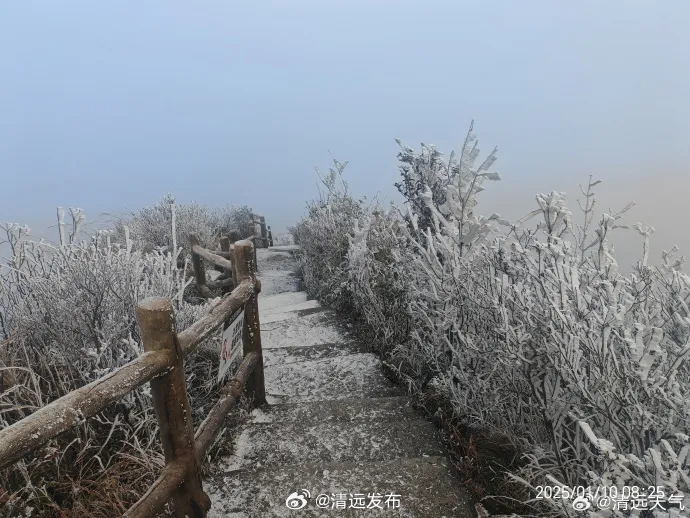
<box><xmin>1</xmin><ymin>1</ymin><xmax>688</xmax><ymax>266</ymax></box>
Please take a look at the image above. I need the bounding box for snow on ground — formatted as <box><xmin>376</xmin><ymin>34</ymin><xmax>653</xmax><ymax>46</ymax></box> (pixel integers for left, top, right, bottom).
<box><xmin>261</xmin><ymin>300</ymin><xmax>321</xmax><ymax>324</ymax></box>
<box><xmin>256</xmin><ymin>248</ymin><xmax>302</xmax><ymax>296</ymax></box>
<box><xmin>263</xmin><ymin>353</ymin><xmax>404</xmax><ymax>404</ymax></box>
<box><xmin>261</xmin><ymin>311</ymin><xmax>345</xmax><ymax>349</ymax></box>
<box><xmin>259</xmin><ymin>291</ymin><xmax>308</xmax><ymax>312</ymax></box>
<box><xmin>259</xmin><ymin>290</ymin><xmax>322</xmax><ymax>324</ymax></box>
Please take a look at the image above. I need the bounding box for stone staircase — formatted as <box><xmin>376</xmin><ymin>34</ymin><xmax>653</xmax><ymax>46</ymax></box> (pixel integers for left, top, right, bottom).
<box><xmin>205</xmin><ymin>246</ymin><xmax>473</xmax><ymax>517</ymax></box>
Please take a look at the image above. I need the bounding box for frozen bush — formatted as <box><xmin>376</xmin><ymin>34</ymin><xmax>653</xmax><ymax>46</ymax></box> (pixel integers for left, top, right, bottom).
<box><xmin>347</xmin><ymin>209</ymin><xmax>412</xmax><ymax>357</ymax></box>
<box><xmin>273</xmin><ymin>232</ymin><xmax>295</xmax><ymax>246</ymax></box>
<box><xmin>114</xmin><ymin>194</ymin><xmax>214</xmax><ymax>252</ymax></box>
<box><xmin>397</xmin><ymin>126</ymin><xmax>690</xmax><ymax>515</ymax></box>
<box><xmin>292</xmin><ymin>158</ymin><xmax>364</xmax><ymax>312</ymax></box>
<box><xmin>0</xmin><ymin>216</ymin><xmax>216</xmax><ymax>517</ymax></box>
<box><xmin>213</xmin><ymin>204</ymin><xmax>255</xmax><ymax>241</ymax></box>
<box><xmin>296</xmin><ymin>123</ymin><xmax>690</xmax><ymax>516</ymax></box>
<box><xmin>114</xmin><ymin>194</ymin><xmax>255</xmax><ymax>254</ymax></box>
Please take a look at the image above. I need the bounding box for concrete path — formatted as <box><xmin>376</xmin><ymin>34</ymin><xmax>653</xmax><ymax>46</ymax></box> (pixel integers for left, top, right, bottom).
<box><xmin>205</xmin><ymin>246</ymin><xmax>473</xmax><ymax>517</ymax></box>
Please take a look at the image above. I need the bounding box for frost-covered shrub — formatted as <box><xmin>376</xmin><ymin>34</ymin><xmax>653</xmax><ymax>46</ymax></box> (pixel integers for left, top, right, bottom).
<box><xmin>395</xmin><ymin>124</ymin><xmax>510</xmax><ymax>387</ymax></box>
<box><xmin>296</xmin><ymin>123</ymin><xmax>690</xmax><ymax>516</ymax></box>
<box><xmin>273</xmin><ymin>232</ymin><xmax>295</xmax><ymax>246</ymax></box>
<box><xmin>114</xmin><ymin>194</ymin><xmax>213</xmax><ymax>252</ymax></box>
<box><xmin>213</xmin><ymin>204</ymin><xmax>255</xmax><ymax>241</ymax></box>
<box><xmin>115</xmin><ymin>194</ymin><xmax>254</xmax><ymax>254</ymax></box>
<box><xmin>397</xmin><ymin>127</ymin><xmax>690</xmax><ymax>515</ymax></box>
<box><xmin>347</xmin><ymin>209</ymin><xmax>411</xmax><ymax>357</ymax></box>
<box><xmin>292</xmin><ymin>159</ymin><xmax>364</xmax><ymax>312</ymax></box>
<box><xmin>486</xmin><ymin>225</ymin><xmax>690</xmax><ymax>516</ymax></box>
<box><xmin>0</xmin><ymin>218</ymin><xmax>216</xmax><ymax>517</ymax></box>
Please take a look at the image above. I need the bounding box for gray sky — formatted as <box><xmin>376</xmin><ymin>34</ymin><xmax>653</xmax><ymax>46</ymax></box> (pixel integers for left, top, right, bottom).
<box><xmin>1</xmin><ymin>1</ymin><xmax>688</xmax><ymax>266</ymax></box>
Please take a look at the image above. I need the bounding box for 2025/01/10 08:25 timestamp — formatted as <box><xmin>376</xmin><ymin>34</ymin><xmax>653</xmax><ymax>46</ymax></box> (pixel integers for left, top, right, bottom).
<box><xmin>535</xmin><ymin>485</ymin><xmax>680</xmax><ymax>502</ymax></box>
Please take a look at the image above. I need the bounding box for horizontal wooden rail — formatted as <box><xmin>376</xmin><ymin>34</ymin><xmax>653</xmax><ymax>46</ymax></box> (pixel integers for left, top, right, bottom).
<box><xmin>177</xmin><ymin>278</ymin><xmax>254</xmax><ymax>356</ymax></box>
<box><xmin>191</xmin><ymin>244</ymin><xmax>234</xmax><ymax>271</ymax></box>
<box><xmin>0</xmin><ymin>349</ymin><xmax>175</xmax><ymax>471</ymax></box>
<box><xmin>212</xmin><ymin>249</ymin><xmax>233</xmax><ymax>260</ymax></box>
<box><xmin>206</xmin><ymin>276</ymin><xmax>233</xmax><ymax>290</ymax></box>
<box><xmin>123</xmin><ymin>457</ymin><xmax>191</xmax><ymax>518</ymax></box>
<box><xmin>195</xmin><ymin>351</ymin><xmax>258</xmax><ymax>460</ymax></box>
<box><xmin>188</xmin><ymin>235</ymin><xmax>260</xmax><ymax>297</ymax></box>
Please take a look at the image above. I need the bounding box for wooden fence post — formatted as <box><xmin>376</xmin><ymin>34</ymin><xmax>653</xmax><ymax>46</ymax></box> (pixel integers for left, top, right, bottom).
<box><xmin>246</xmin><ymin>221</ymin><xmax>258</xmax><ymax>272</ymax></box>
<box><xmin>219</xmin><ymin>236</ymin><xmax>234</xmax><ymax>293</ymax></box>
<box><xmin>227</xmin><ymin>229</ymin><xmax>242</xmax><ymax>279</ymax></box>
<box><xmin>189</xmin><ymin>234</ymin><xmax>212</xmax><ymax>298</ymax></box>
<box><xmin>254</xmin><ymin>238</ymin><xmax>259</xmax><ymax>273</ymax></box>
<box><xmin>233</xmin><ymin>241</ymin><xmax>266</xmax><ymax>406</ymax></box>
<box><xmin>259</xmin><ymin>216</ymin><xmax>268</xmax><ymax>248</ymax></box>
<box><xmin>136</xmin><ymin>298</ymin><xmax>211</xmax><ymax>518</ymax></box>
<box><xmin>246</xmin><ymin>222</ymin><xmax>259</xmax><ymax>273</ymax></box>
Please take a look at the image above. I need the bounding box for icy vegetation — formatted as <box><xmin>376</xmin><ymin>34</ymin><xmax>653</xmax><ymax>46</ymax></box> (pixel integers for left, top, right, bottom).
<box><xmin>0</xmin><ymin>198</ymin><xmax>254</xmax><ymax>517</ymax></box>
<box><xmin>113</xmin><ymin>193</ymin><xmax>256</xmax><ymax>253</ymax></box>
<box><xmin>292</xmin><ymin>123</ymin><xmax>690</xmax><ymax>517</ymax></box>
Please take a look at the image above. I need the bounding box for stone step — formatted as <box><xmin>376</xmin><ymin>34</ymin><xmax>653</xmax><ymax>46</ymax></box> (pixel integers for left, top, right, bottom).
<box><xmin>260</xmin><ymin>310</ymin><xmax>350</xmax><ymax>349</ymax></box>
<box><xmin>263</xmin><ymin>342</ymin><xmax>368</xmax><ymax>367</ymax></box>
<box><xmin>247</xmin><ymin>396</ymin><xmax>418</xmax><ymax>425</ymax></box>
<box><xmin>265</xmin><ymin>352</ymin><xmax>405</xmax><ymax>404</ymax></box>
<box><xmin>257</xmin><ymin>246</ymin><xmax>298</xmax><ymax>256</ymax></box>
<box><xmin>257</xmin><ymin>270</ymin><xmax>301</xmax><ymax>296</ymax></box>
<box><xmin>259</xmin><ymin>290</ymin><xmax>308</xmax><ymax>309</ymax></box>
<box><xmin>220</xmin><ymin>417</ymin><xmax>446</xmax><ymax>471</ymax></box>
<box><xmin>261</xmin><ymin>300</ymin><xmax>323</xmax><ymax>324</ymax></box>
<box><xmin>206</xmin><ymin>456</ymin><xmax>473</xmax><ymax>517</ymax></box>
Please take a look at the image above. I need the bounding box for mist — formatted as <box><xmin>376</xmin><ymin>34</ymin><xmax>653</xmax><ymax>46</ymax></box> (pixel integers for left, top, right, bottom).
<box><xmin>1</xmin><ymin>1</ymin><xmax>688</xmax><ymax>265</ymax></box>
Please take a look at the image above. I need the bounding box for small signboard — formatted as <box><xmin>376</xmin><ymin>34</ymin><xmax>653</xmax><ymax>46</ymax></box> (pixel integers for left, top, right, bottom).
<box><xmin>218</xmin><ymin>309</ymin><xmax>244</xmax><ymax>383</ymax></box>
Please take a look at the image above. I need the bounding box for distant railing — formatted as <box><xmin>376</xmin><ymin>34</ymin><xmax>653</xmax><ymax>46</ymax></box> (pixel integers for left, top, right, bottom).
<box><xmin>250</xmin><ymin>213</ymin><xmax>270</xmax><ymax>249</ymax></box>
<box><xmin>0</xmin><ymin>236</ymin><xmax>266</xmax><ymax>518</ymax></box>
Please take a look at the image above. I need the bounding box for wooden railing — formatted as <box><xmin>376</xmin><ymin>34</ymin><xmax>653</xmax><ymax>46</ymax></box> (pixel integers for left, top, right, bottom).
<box><xmin>0</xmin><ymin>237</ymin><xmax>265</xmax><ymax>518</ymax></box>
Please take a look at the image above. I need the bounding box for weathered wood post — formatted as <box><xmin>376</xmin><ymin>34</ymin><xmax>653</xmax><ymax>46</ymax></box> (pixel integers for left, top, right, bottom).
<box><xmin>233</xmin><ymin>240</ymin><xmax>266</xmax><ymax>406</ymax></box>
<box><xmin>227</xmin><ymin>230</ymin><xmax>240</xmax><ymax>283</ymax></box>
<box><xmin>189</xmin><ymin>234</ymin><xmax>212</xmax><ymax>298</ymax></box>
<box><xmin>253</xmin><ymin>237</ymin><xmax>259</xmax><ymax>273</ymax></box>
<box><xmin>219</xmin><ymin>236</ymin><xmax>234</xmax><ymax>293</ymax></box>
<box><xmin>136</xmin><ymin>298</ymin><xmax>211</xmax><ymax>517</ymax></box>
<box><xmin>245</xmin><ymin>221</ymin><xmax>260</xmax><ymax>273</ymax></box>
<box><xmin>259</xmin><ymin>216</ymin><xmax>268</xmax><ymax>248</ymax></box>
<box><xmin>246</xmin><ymin>221</ymin><xmax>259</xmax><ymax>272</ymax></box>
